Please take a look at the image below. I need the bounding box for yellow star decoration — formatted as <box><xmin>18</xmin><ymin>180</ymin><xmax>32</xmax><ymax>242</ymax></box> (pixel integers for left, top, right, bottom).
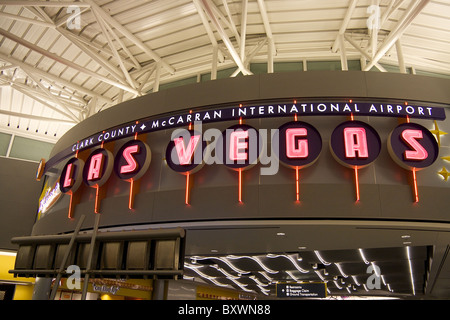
<box><xmin>442</xmin><ymin>156</ymin><xmax>450</xmax><ymax>162</ymax></box>
<box><xmin>438</xmin><ymin>167</ymin><xmax>450</xmax><ymax>181</ymax></box>
<box><xmin>430</xmin><ymin>120</ymin><xmax>448</xmax><ymax>147</ymax></box>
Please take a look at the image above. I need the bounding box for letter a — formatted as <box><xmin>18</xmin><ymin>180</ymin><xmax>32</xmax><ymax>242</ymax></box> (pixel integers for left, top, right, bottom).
<box><xmin>87</xmin><ymin>153</ymin><xmax>104</xmax><ymax>180</ymax></box>
<box><xmin>344</xmin><ymin>127</ymin><xmax>369</xmax><ymax>158</ymax></box>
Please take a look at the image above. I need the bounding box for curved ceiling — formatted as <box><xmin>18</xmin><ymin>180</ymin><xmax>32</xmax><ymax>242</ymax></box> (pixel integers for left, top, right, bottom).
<box><xmin>0</xmin><ymin>0</ymin><xmax>449</xmax><ymax>142</ymax></box>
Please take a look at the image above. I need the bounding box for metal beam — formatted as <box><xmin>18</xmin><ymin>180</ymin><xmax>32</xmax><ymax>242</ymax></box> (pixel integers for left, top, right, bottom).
<box><xmin>82</xmin><ymin>0</ymin><xmax>175</xmax><ymax>75</ymax></box>
<box><xmin>363</xmin><ymin>0</ymin><xmax>430</xmax><ymax>71</ymax></box>
<box><xmin>91</xmin><ymin>8</ymin><xmax>138</xmax><ymax>91</ymax></box>
<box><xmin>0</xmin><ymin>108</ymin><xmax>77</xmax><ymax>124</ymax></box>
<box><xmin>332</xmin><ymin>0</ymin><xmax>358</xmax><ymax>53</ymax></box>
<box><xmin>200</xmin><ymin>0</ymin><xmax>252</xmax><ymax>76</ymax></box>
<box><xmin>0</xmin><ymin>11</ymin><xmax>55</xmax><ymax>28</ymax></box>
<box><xmin>0</xmin><ymin>53</ymin><xmax>113</xmax><ymax>105</ymax></box>
<box><xmin>0</xmin><ymin>28</ymin><xmax>139</xmax><ymax>95</ymax></box>
<box><xmin>344</xmin><ymin>34</ymin><xmax>387</xmax><ymax>72</ymax></box>
<box><xmin>0</xmin><ymin>1</ymin><xmax>91</xmax><ymax>7</ymax></box>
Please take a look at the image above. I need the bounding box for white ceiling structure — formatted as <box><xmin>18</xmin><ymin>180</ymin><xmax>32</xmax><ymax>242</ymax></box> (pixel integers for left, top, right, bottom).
<box><xmin>0</xmin><ymin>0</ymin><xmax>449</xmax><ymax>143</ymax></box>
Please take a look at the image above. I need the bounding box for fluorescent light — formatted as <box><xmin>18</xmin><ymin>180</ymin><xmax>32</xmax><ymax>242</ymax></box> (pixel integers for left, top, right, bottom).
<box><xmin>0</xmin><ymin>251</ymin><xmax>17</xmax><ymax>256</ymax></box>
<box><xmin>406</xmin><ymin>246</ymin><xmax>416</xmax><ymax>295</ymax></box>
<box><xmin>227</xmin><ymin>255</ymin><xmax>278</xmax><ymax>274</ymax></box>
<box><xmin>335</xmin><ymin>263</ymin><xmax>348</xmax><ymax>278</ymax></box>
<box><xmin>314</xmin><ymin>250</ymin><xmax>331</xmax><ymax>265</ymax></box>
<box><xmin>267</xmin><ymin>254</ymin><xmax>309</xmax><ymax>273</ymax></box>
<box><xmin>358</xmin><ymin>248</ymin><xmax>370</xmax><ymax>264</ymax></box>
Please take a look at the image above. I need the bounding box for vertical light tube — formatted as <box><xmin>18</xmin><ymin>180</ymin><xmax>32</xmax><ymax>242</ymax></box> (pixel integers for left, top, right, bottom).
<box><xmin>185</xmin><ymin>172</ymin><xmax>190</xmax><ymax>205</ymax></box>
<box><xmin>412</xmin><ymin>167</ymin><xmax>419</xmax><ymax>203</ymax></box>
<box><xmin>354</xmin><ymin>166</ymin><xmax>360</xmax><ymax>202</ymax></box>
<box><xmin>238</xmin><ymin>168</ymin><xmax>243</xmax><ymax>203</ymax></box>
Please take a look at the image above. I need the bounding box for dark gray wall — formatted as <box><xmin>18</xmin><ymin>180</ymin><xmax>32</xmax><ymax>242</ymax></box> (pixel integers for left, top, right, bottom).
<box><xmin>50</xmin><ymin>71</ymin><xmax>450</xmax><ymax>158</ymax></box>
<box><xmin>0</xmin><ymin>157</ymin><xmax>42</xmax><ymax>249</ymax></box>
<box><xmin>32</xmin><ymin>71</ymin><xmax>450</xmax><ymax>236</ymax></box>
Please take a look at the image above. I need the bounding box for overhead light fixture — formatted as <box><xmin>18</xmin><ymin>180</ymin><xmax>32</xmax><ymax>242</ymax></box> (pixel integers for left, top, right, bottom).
<box><xmin>314</xmin><ymin>250</ymin><xmax>331</xmax><ymax>265</ymax></box>
<box><xmin>276</xmin><ymin>232</ymin><xmax>285</xmax><ymax>236</ymax></box>
<box><xmin>358</xmin><ymin>248</ymin><xmax>370</xmax><ymax>264</ymax></box>
<box><xmin>406</xmin><ymin>246</ymin><xmax>416</xmax><ymax>295</ymax></box>
<box><xmin>335</xmin><ymin>263</ymin><xmax>348</xmax><ymax>278</ymax></box>
<box><xmin>227</xmin><ymin>255</ymin><xmax>279</xmax><ymax>274</ymax></box>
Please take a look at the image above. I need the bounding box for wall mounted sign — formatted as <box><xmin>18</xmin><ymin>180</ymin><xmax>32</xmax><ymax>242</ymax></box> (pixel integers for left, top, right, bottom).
<box><xmin>44</xmin><ymin>101</ymin><xmax>446</xmax><ymax>173</ymax></box>
<box><xmin>56</xmin><ymin>116</ymin><xmax>441</xmax><ymax>218</ymax></box>
<box><xmin>388</xmin><ymin>123</ymin><xmax>439</xmax><ymax>171</ymax></box>
<box><xmin>276</xmin><ymin>282</ymin><xmax>327</xmax><ymax>298</ymax></box>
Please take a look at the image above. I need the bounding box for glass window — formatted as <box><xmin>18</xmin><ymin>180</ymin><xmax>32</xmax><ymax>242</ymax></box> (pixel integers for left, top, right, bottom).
<box><xmin>307</xmin><ymin>60</ymin><xmax>342</xmax><ymax>71</ymax></box>
<box><xmin>8</xmin><ymin>136</ymin><xmax>54</xmax><ymax>162</ymax></box>
<box><xmin>0</xmin><ymin>132</ymin><xmax>11</xmax><ymax>156</ymax></box>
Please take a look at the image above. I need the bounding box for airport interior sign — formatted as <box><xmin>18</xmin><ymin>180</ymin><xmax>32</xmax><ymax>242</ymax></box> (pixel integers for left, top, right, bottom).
<box><xmin>37</xmin><ymin>100</ymin><xmax>446</xmax><ymax>218</ymax></box>
<box><xmin>276</xmin><ymin>282</ymin><xmax>327</xmax><ymax>298</ymax></box>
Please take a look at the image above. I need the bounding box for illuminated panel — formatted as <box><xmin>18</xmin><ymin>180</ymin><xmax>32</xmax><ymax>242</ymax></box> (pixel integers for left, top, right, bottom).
<box><xmin>229</xmin><ymin>131</ymin><xmax>249</xmax><ymax>161</ymax></box>
<box><xmin>115</xmin><ymin>140</ymin><xmax>151</xmax><ymax>181</ymax></box>
<box><xmin>87</xmin><ymin>153</ymin><xmax>105</xmax><ymax>181</ymax></box>
<box><xmin>388</xmin><ymin>123</ymin><xmax>439</xmax><ymax>170</ymax></box>
<box><xmin>401</xmin><ymin>129</ymin><xmax>428</xmax><ymax>161</ymax></box>
<box><xmin>222</xmin><ymin>124</ymin><xmax>260</xmax><ymax>170</ymax></box>
<box><xmin>59</xmin><ymin>157</ymin><xmax>85</xmax><ymax>219</ymax></box>
<box><xmin>166</xmin><ymin>130</ymin><xmax>206</xmax><ymax>174</ymax></box>
<box><xmin>330</xmin><ymin>120</ymin><xmax>381</xmax><ymax>169</ymax></box>
<box><xmin>343</xmin><ymin>127</ymin><xmax>369</xmax><ymax>158</ymax></box>
<box><xmin>120</xmin><ymin>144</ymin><xmax>140</xmax><ymax>173</ymax></box>
<box><xmin>276</xmin><ymin>121</ymin><xmax>322</xmax><ymax>169</ymax></box>
<box><xmin>62</xmin><ymin>163</ymin><xmax>74</xmax><ymax>188</ymax></box>
<box><xmin>174</xmin><ymin>135</ymin><xmax>201</xmax><ymax>165</ymax></box>
<box><xmin>388</xmin><ymin>123</ymin><xmax>438</xmax><ymax>203</ymax></box>
<box><xmin>60</xmin><ymin>158</ymin><xmax>84</xmax><ymax>194</ymax></box>
<box><xmin>83</xmin><ymin>148</ymin><xmax>113</xmax><ymax>187</ymax></box>
<box><xmin>286</xmin><ymin>128</ymin><xmax>308</xmax><ymax>158</ymax></box>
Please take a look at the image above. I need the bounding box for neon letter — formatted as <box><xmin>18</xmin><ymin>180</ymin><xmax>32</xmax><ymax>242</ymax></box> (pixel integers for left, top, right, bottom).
<box><xmin>174</xmin><ymin>135</ymin><xmax>200</xmax><ymax>165</ymax></box>
<box><xmin>286</xmin><ymin>128</ymin><xmax>308</xmax><ymax>158</ymax></box>
<box><xmin>344</xmin><ymin>127</ymin><xmax>369</xmax><ymax>158</ymax></box>
<box><xmin>402</xmin><ymin>129</ymin><xmax>428</xmax><ymax>160</ymax></box>
<box><xmin>120</xmin><ymin>145</ymin><xmax>139</xmax><ymax>174</ymax></box>
<box><xmin>87</xmin><ymin>153</ymin><xmax>104</xmax><ymax>180</ymax></box>
<box><xmin>229</xmin><ymin>130</ymin><xmax>249</xmax><ymax>161</ymax></box>
<box><xmin>63</xmin><ymin>163</ymin><xmax>74</xmax><ymax>188</ymax></box>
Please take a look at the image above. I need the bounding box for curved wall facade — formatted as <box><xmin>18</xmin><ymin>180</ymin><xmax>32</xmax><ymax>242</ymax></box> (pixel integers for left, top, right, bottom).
<box><xmin>33</xmin><ymin>71</ymin><xmax>450</xmax><ymax>236</ymax></box>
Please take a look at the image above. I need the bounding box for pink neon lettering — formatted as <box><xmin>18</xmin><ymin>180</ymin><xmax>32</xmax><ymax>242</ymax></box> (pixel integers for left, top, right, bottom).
<box><xmin>230</xmin><ymin>131</ymin><xmax>248</xmax><ymax>161</ymax></box>
<box><xmin>344</xmin><ymin>127</ymin><xmax>369</xmax><ymax>158</ymax></box>
<box><xmin>401</xmin><ymin>129</ymin><xmax>428</xmax><ymax>160</ymax></box>
<box><xmin>87</xmin><ymin>153</ymin><xmax>104</xmax><ymax>180</ymax></box>
<box><xmin>63</xmin><ymin>163</ymin><xmax>74</xmax><ymax>188</ymax></box>
<box><xmin>286</xmin><ymin>128</ymin><xmax>308</xmax><ymax>158</ymax></box>
<box><xmin>174</xmin><ymin>135</ymin><xmax>200</xmax><ymax>165</ymax></box>
<box><xmin>120</xmin><ymin>145</ymin><xmax>140</xmax><ymax>174</ymax></box>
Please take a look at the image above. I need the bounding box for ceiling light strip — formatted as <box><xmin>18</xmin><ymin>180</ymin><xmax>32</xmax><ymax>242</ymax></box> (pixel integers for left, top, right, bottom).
<box><xmin>314</xmin><ymin>250</ymin><xmax>331</xmax><ymax>265</ymax></box>
<box><xmin>227</xmin><ymin>255</ymin><xmax>279</xmax><ymax>274</ymax></box>
<box><xmin>406</xmin><ymin>246</ymin><xmax>416</xmax><ymax>295</ymax></box>
<box><xmin>266</xmin><ymin>254</ymin><xmax>309</xmax><ymax>273</ymax></box>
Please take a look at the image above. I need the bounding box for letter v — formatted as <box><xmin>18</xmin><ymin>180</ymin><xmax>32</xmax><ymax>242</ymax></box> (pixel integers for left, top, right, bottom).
<box><xmin>174</xmin><ymin>135</ymin><xmax>200</xmax><ymax>165</ymax></box>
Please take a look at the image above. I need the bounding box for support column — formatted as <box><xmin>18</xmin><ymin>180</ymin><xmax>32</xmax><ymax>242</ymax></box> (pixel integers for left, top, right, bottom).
<box><xmin>32</xmin><ymin>277</ymin><xmax>52</xmax><ymax>300</ymax></box>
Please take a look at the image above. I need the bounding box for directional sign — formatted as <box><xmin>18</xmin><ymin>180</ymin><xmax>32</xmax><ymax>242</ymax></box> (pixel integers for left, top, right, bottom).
<box><xmin>276</xmin><ymin>283</ymin><xmax>327</xmax><ymax>298</ymax></box>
